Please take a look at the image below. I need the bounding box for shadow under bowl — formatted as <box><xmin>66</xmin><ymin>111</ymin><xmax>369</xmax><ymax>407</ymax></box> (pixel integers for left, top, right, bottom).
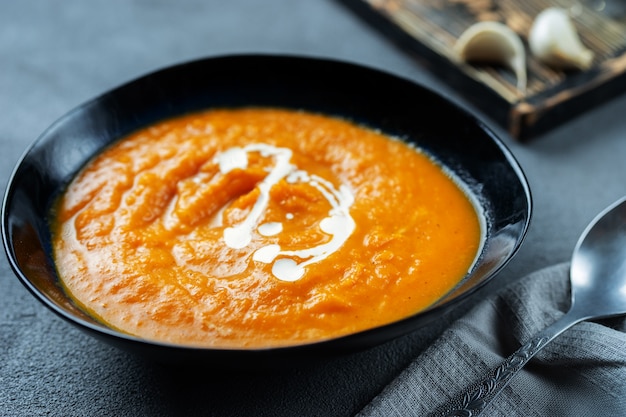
<box><xmin>2</xmin><ymin>54</ymin><xmax>531</xmax><ymax>368</ymax></box>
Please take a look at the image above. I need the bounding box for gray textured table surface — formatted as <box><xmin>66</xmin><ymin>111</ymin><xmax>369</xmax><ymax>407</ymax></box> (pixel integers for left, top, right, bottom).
<box><xmin>1</xmin><ymin>1</ymin><xmax>625</xmax><ymax>416</ymax></box>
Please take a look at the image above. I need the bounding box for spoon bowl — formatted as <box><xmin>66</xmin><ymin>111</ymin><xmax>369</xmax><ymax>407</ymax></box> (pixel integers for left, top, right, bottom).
<box><xmin>438</xmin><ymin>195</ymin><xmax>626</xmax><ymax>416</ymax></box>
<box><xmin>570</xmin><ymin>196</ymin><xmax>626</xmax><ymax>320</ymax></box>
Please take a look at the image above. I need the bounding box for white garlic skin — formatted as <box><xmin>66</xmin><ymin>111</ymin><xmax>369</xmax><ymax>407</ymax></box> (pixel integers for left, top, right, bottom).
<box><xmin>529</xmin><ymin>7</ymin><xmax>594</xmax><ymax>70</ymax></box>
<box><xmin>454</xmin><ymin>21</ymin><xmax>527</xmax><ymax>91</ymax></box>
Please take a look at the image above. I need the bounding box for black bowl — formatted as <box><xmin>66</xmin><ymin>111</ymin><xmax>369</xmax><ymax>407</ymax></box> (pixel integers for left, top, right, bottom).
<box><xmin>2</xmin><ymin>55</ymin><xmax>531</xmax><ymax>367</ymax></box>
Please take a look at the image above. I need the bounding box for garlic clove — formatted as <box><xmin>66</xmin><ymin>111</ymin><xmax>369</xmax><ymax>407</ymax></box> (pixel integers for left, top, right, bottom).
<box><xmin>454</xmin><ymin>21</ymin><xmax>527</xmax><ymax>91</ymax></box>
<box><xmin>529</xmin><ymin>7</ymin><xmax>594</xmax><ymax>70</ymax></box>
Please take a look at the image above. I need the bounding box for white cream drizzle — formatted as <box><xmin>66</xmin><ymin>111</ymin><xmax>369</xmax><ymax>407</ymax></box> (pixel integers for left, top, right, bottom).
<box><xmin>213</xmin><ymin>144</ymin><xmax>355</xmax><ymax>282</ymax></box>
<box><xmin>258</xmin><ymin>222</ymin><xmax>283</xmax><ymax>236</ymax></box>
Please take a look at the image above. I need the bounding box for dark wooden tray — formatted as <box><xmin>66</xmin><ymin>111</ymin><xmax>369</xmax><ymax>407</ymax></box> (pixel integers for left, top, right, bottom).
<box><xmin>340</xmin><ymin>0</ymin><xmax>626</xmax><ymax>140</ymax></box>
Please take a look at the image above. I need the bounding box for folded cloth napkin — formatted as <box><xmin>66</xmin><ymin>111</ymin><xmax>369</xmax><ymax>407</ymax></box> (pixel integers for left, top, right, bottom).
<box><xmin>358</xmin><ymin>263</ymin><xmax>626</xmax><ymax>417</ymax></box>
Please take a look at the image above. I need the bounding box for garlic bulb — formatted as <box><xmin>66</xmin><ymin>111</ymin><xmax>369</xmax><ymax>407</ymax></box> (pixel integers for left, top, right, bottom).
<box><xmin>529</xmin><ymin>7</ymin><xmax>594</xmax><ymax>70</ymax></box>
<box><xmin>454</xmin><ymin>21</ymin><xmax>527</xmax><ymax>91</ymax></box>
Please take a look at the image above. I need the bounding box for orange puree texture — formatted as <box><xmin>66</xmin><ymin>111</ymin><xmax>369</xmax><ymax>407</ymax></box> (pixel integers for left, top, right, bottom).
<box><xmin>52</xmin><ymin>108</ymin><xmax>481</xmax><ymax>348</ymax></box>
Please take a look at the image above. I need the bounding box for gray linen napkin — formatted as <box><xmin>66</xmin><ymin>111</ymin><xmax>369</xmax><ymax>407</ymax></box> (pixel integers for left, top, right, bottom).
<box><xmin>358</xmin><ymin>263</ymin><xmax>626</xmax><ymax>416</ymax></box>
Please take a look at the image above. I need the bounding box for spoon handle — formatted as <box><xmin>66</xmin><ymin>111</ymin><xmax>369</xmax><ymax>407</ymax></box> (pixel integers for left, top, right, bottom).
<box><xmin>432</xmin><ymin>311</ymin><xmax>581</xmax><ymax>416</ymax></box>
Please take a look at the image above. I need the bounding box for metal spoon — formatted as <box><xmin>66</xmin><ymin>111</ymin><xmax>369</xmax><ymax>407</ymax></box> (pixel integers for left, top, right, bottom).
<box><xmin>435</xmin><ymin>196</ymin><xmax>626</xmax><ymax>416</ymax></box>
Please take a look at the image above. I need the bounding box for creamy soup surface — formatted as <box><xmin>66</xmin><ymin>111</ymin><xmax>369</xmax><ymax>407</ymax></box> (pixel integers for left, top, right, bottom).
<box><xmin>52</xmin><ymin>108</ymin><xmax>482</xmax><ymax>348</ymax></box>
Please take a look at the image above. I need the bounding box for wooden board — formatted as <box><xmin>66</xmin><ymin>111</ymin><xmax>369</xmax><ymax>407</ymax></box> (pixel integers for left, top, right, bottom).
<box><xmin>340</xmin><ymin>0</ymin><xmax>626</xmax><ymax>140</ymax></box>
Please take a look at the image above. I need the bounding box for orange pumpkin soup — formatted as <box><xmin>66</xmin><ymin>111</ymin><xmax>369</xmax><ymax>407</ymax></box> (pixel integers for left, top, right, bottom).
<box><xmin>52</xmin><ymin>108</ymin><xmax>482</xmax><ymax>348</ymax></box>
